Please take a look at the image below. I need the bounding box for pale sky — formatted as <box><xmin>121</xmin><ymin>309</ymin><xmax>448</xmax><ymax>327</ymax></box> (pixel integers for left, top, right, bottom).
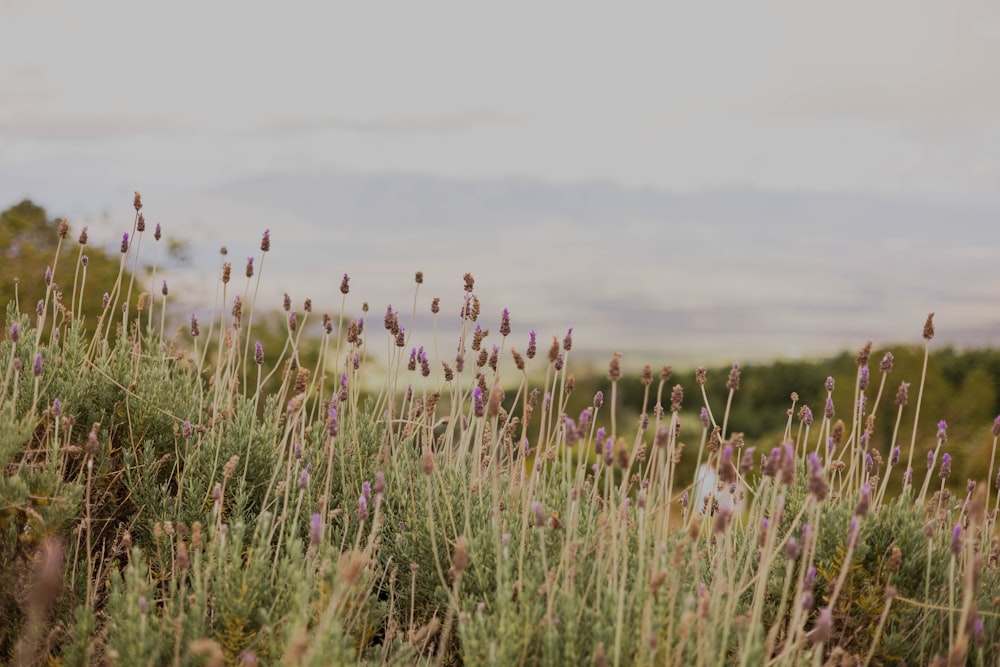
<box><xmin>2</xmin><ymin>1</ymin><xmax>999</xmax><ymax>363</ymax></box>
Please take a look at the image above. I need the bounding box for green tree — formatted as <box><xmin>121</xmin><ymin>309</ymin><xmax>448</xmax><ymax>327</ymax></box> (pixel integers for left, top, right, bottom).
<box><xmin>0</xmin><ymin>200</ymin><xmax>130</xmax><ymax>328</ymax></box>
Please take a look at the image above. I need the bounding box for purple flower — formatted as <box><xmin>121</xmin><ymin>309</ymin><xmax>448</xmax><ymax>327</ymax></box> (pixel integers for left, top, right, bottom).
<box><xmin>374</xmin><ymin>472</ymin><xmax>386</xmax><ymax>496</ymax></box>
<box><xmin>500</xmin><ymin>308</ymin><xmax>511</xmax><ymax>337</ymax></box>
<box><xmin>993</xmin><ymin>415</ymin><xmax>1000</xmax><ymax>438</ymax></box>
<box><xmin>298</xmin><ymin>467</ymin><xmax>309</xmax><ymax>490</ymax></box>
<box><xmin>161</xmin><ymin>280</ymin><xmax>168</xmax><ymax>296</ymax></box>
<box><xmin>527</xmin><ymin>330</ymin><xmax>537</xmax><ymax>359</ymax></box>
<box><xmin>310</xmin><ymin>513</ymin><xmax>322</xmax><ymax>546</ymax></box>
<box><xmin>880</xmin><ymin>352</ymin><xmax>894</xmax><ymax>374</ymax></box>
<box><xmin>563</xmin><ymin>328</ymin><xmax>573</xmax><ymax>351</ymax></box>
<box><xmin>939</xmin><ymin>453</ymin><xmax>952</xmax><ymax>479</ymax></box>
<box><xmin>120</xmin><ymin>233</ymin><xmax>129</xmax><ymax>254</ymax></box>
<box><xmin>44</xmin><ymin>266</ymin><xmax>52</xmax><ymax>286</ymax></box>
<box><xmin>357</xmin><ymin>493</ymin><xmax>368</xmax><ymax>521</ymax></box>
<box><xmin>825</xmin><ymin>376</ymin><xmax>835</xmax><ymax>392</ymax></box>
<box><xmin>154</xmin><ymin>223</ymin><xmax>162</xmax><ymax>241</ymax></box>
<box><xmin>858</xmin><ymin>365</ymin><xmax>869</xmax><ymax>390</ymax></box>
<box><xmin>33</xmin><ymin>354</ymin><xmax>42</xmax><ymax>377</ymax></box>
<box><xmin>594</xmin><ymin>391</ymin><xmax>604</xmax><ymax>409</ymax></box>
<box><xmin>809</xmin><ymin>607</ymin><xmax>832</xmax><ymax>643</ymax></box>
<box><xmin>855</xmin><ymin>483</ymin><xmax>871</xmax><ymax>517</ymax></box>
<box><xmin>260</xmin><ymin>229</ymin><xmax>271</xmax><ymax>252</ymax></box>
<box><xmin>472</xmin><ymin>386</ymin><xmax>485</xmax><ymax>418</ymax></box>
<box><xmin>8</xmin><ymin>323</ymin><xmax>19</xmax><ymax>343</ymax></box>
<box><xmin>190</xmin><ymin>314</ymin><xmax>200</xmax><ymax>337</ymax></box>
<box><xmin>699</xmin><ymin>406</ymin><xmax>710</xmax><ymax>428</ymax></box>
<box><xmin>890</xmin><ymin>446</ymin><xmax>900</xmax><ymax>466</ymax></box>
<box><xmin>950</xmin><ymin>524</ymin><xmax>962</xmax><ymax>557</ymax></box>
<box><xmin>182</xmin><ymin>420</ymin><xmax>193</xmax><ymax>439</ymax></box>
<box><xmin>418</xmin><ymin>347</ymin><xmax>430</xmax><ymax>377</ymax></box>
<box><xmin>36</xmin><ymin>300</ymin><xmax>44</xmax><ymax>317</ymax></box>
<box><xmin>927</xmin><ymin>450</ymin><xmax>935</xmax><ymax>469</ymax></box>
<box><xmin>824</xmin><ymin>397</ymin><xmax>834</xmax><ymax>420</ymax></box>
<box><xmin>532</xmin><ymin>501</ymin><xmax>545</xmax><ymax>527</ymax></box>
<box><xmin>254</xmin><ymin>341</ymin><xmax>264</xmax><ymax>365</ymax></box>
<box><xmin>800</xmin><ymin>406</ymin><xmax>813</xmax><ymax>426</ymax></box>
<box><xmin>52</xmin><ymin>398</ymin><xmax>61</xmax><ymax>416</ymax></box>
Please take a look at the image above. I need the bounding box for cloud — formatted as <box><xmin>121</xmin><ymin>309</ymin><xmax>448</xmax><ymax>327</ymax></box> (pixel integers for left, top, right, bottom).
<box><xmin>251</xmin><ymin>110</ymin><xmax>522</xmax><ymax>138</ymax></box>
<box><xmin>0</xmin><ymin>114</ymin><xmax>186</xmax><ymax>140</ymax></box>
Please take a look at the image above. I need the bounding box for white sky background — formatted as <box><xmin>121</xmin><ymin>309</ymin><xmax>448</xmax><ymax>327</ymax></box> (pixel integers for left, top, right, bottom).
<box><xmin>2</xmin><ymin>1</ymin><xmax>999</xmax><ymax>365</ymax></box>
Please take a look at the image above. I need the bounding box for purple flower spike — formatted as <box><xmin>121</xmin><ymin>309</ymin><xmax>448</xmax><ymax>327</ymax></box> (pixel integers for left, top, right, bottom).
<box><xmin>9</xmin><ymin>323</ymin><xmax>19</xmax><ymax>343</ymax></box>
<box><xmin>939</xmin><ymin>453</ymin><xmax>952</xmax><ymax>479</ymax></box>
<box><xmin>120</xmin><ymin>233</ymin><xmax>129</xmax><ymax>254</ymax></box>
<box><xmin>950</xmin><ymin>524</ymin><xmax>962</xmax><ymax>557</ymax></box>
<box><xmin>532</xmin><ymin>501</ymin><xmax>545</xmax><ymax>527</ymax></box>
<box><xmin>594</xmin><ymin>391</ymin><xmax>604</xmax><ymax>409</ymax></box>
<box><xmin>937</xmin><ymin>420</ymin><xmax>948</xmax><ymax>443</ymax></box>
<box><xmin>310</xmin><ymin>513</ymin><xmax>322</xmax><ymax>546</ymax></box>
<box><xmin>357</xmin><ymin>493</ymin><xmax>368</xmax><ymax>521</ymax></box>
<box><xmin>825</xmin><ymin>376</ymin><xmax>835</xmax><ymax>392</ymax></box>
<box><xmin>33</xmin><ymin>354</ymin><xmax>42</xmax><ymax>377</ymax></box>
<box><xmin>890</xmin><ymin>446</ymin><xmax>900</xmax><ymax>466</ymax></box>
<box><xmin>880</xmin><ymin>352</ymin><xmax>894</xmax><ymax>374</ymax></box>
<box><xmin>472</xmin><ymin>386</ymin><xmax>485</xmax><ymax>418</ymax></box>
<box><xmin>824</xmin><ymin>397</ymin><xmax>834</xmax><ymax>419</ymax></box>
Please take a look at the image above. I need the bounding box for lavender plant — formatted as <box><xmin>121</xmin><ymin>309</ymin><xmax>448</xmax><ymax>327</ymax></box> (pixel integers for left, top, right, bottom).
<box><xmin>0</xmin><ymin>197</ymin><xmax>997</xmax><ymax>666</ymax></box>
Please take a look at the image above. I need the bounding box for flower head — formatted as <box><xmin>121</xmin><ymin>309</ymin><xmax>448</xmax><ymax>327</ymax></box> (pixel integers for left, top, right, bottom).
<box><xmin>939</xmin><ymin>453</ymin><xmax>952</xmax><ymax>479</ymax></box>
<box><xmin>310</xmin><ymin>513</ymin><xmax>322</xmax><ymax>546</ymax></box>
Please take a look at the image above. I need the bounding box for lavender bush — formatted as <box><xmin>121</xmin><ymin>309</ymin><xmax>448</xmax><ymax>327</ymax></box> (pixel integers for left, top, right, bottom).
<box><xmin>1</xmin><ymin>195</ymin><xmax>998</xmax><ymax>666</ymax></box>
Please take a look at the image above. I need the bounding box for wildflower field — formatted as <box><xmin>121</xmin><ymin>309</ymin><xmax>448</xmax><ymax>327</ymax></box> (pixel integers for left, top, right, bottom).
<box><xmin>2</xmin><ymin>195</ymin><xmax>999</xmax><ymax>666</ymax></box>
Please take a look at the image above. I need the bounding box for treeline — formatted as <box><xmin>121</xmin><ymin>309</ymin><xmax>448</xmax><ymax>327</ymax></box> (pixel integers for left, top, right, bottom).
<box><xmin>562</xmin><ymin>345</ymin><xmax>1000</xmax><ymax>494</ymax></box>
